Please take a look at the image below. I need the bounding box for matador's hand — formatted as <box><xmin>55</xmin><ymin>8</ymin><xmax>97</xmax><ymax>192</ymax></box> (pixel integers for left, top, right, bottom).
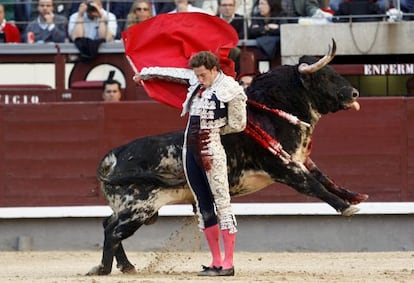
<box><xmin>133</xmin><ymin>73</ymin><xmax>143</xmax><ymax>85</ymax></box>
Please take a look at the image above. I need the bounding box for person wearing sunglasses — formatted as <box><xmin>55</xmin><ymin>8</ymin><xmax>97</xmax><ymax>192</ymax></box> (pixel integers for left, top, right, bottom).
<box><xmin>126</xmin><ymin>0</ymin><xmax>153</xmax><ymax>29</ymax></box>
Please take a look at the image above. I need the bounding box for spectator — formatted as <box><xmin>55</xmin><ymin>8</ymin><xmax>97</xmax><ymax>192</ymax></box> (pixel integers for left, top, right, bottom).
<box><xmin>24</xmin><ymin>0</ymin><xmax>67</xmax><ymax>43</ymax></box>
<box><xmin>218</xmin><ymin>0</ymin><xmax>245</xmax><ymax>74</ymax></box>
<box><xmin>0</xmin><ymin>3</ymin><xmax>22</xmax><ymax>43</ymax></box>
<box><xmin>68</xmin><ymin>1</ymin><xmax>130</xmax><ymax>19</ymax></box>
<box><xmin>218</xmin><ymin>0</ymin><xmax>245</xmax><ymax>39</ymax></box>
<box><xmin>70</xmin><ymin>1</ymin><xmax>131</xmax><ymax>39</ymax></box>
<box><xmin>168</xmin><ymin>0</ymin><xmax>210</xmax><ymax>13</ymax></box>
<box><xmin>249</xmin><ymin>0</ymin><xmax>284</xmax><ymax>59</ymax></box>
<box><xmin>68</xmin><ymin>0</ymin><xmax>117</xmax><ymax>42</ymax></box>
<box><xmin>278</xmin><ymin>0</ymin><xmax>333</xmax><ymax>22</ymax></box>
<box><xmin>282</xmin><ymin>0</ymin><xmax>320</xmax><ymax>16</ymax></box>
<box><xmin>199</xmin><ymin>0</ymin><xmax>254</xmax><ymax>16</ymax></box>
<box><xmin>102</xmin><ymin>78</ymin><xmax>122</xmax><ymax>101</ymax></box>
<box><xmin>126</xmin><ymin>0</ymin><xmax>153</xmax><ymax>29</ymax></box>
<box><xmin>319</xmin><ymin>0</ymin><xmax>335</xmax><ymax>14</ymax></box>
<box><xmin>334</xmin><ymin>0</ymin><xmax>382</xmax><ymax>22</ymax></box>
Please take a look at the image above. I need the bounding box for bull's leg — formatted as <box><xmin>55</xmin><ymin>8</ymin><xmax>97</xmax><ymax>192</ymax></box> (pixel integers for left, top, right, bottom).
<box><xmin>282</xmin><ymin>165</ymin><xmax>358</xmax><ymax>216</ymax></box>
<box><xmin>87</xmin><ymin>211</ymin><xmax>143</xmax><ymax>276</ymax></box>
<box><xmin>114</xmin><ymin>243</ymin><xmax>137</xmax><ymax>274</ymax></box>
<box><xmin>100</xmin><ymin>215</ymin><xmax>137</xmax><ymax>274</ymax></box>
<box><xmin>304</xmin><ymin>157</ymin><xmax>368</xmax><ymax>204</ymax></box>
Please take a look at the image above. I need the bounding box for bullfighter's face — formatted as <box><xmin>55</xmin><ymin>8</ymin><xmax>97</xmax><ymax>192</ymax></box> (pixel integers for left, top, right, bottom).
<box><xmin>192</xmin><ymin>65</ymin><xmax>218</xmax><ymax>88</ymax></box>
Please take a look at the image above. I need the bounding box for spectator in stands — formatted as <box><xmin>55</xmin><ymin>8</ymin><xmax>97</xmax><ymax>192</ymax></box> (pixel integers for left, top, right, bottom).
<box><xmin>278</xmin><ymin>0</ymin><xmax>333</xmax><ymax>21</ymax></box>
<box><xmin>218</xmin><ymin>0</ymin><xmax>245</xmax><ymax>74</ymax></box>
<box><xmin>248</xmin><ymin>0</ymin><xmax>284</xmax><ymax>59</ymax></box>
<box><xmin>102</xmin><ymin>78</ymin><xmax>122</xmax><ymax>101</ymax></box>
<box><xmin>0</xmin><ymin>3</ymin><xmax>22</xmax><ymax>43</ymax></box>
<box><xmin>320</xmin><ymin>0</ymin><xmax>335</xmax><ymax>14</ymax></box>
<box><xmin>69</xmin><ymin>1</ymin><xmax>130</xmax><ymax>18</ymax></box>
<box><xmin>24</xmin><ymin>0</ymin><xmax>67</xmax><ymax>43</ymax></box>
<box><xmin>168</xmin><ymin>0</ymin><xmax>209</xmax><ymax>13</ymax></box>
<box><xmin>218</xmin><ymin>0</ymin><xmax>245</xmax><ymax>38</ymax></box>
<box><xmin>334</xmin><ymin>0</ymin><xmax>382</xmax><ymax>22</ymax></box>
<box><xmin>68</xmin><ymin>0</ymin><xmax>117</xmax><ymax>42</ymax></box>
<box><xmin>126</xmin><ymin>0</ymin><xmax>153</xmax><ymax>29</ymax></box>
<box><xmin>203</xmin><ymin>0</ymin><xmax>255</xmax><ymax>16</ymax></box>
<box><xmin>199</xmin><ymin>0</ymin><xmax>254</xmax><ymax>16</ymax></box>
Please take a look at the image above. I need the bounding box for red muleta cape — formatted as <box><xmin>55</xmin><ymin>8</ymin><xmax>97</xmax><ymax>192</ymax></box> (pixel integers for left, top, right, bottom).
<box><xmin>122</xmin><ymin>12</ymin><xmax>239</xmax><ymax>109</ymax></box>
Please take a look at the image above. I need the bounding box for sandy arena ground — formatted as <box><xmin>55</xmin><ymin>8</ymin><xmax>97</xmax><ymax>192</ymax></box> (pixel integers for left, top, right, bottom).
<box><xmin>1</xmin><ymin>251</ymin><xmax>413</xmax><ymax>282</ymax></box>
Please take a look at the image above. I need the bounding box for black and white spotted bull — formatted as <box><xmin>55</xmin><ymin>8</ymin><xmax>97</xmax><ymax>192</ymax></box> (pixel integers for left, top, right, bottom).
<box><xmin>87</xmin><ymin>40</ymin><xmax>368</xmax><ymax>275</ymax></box>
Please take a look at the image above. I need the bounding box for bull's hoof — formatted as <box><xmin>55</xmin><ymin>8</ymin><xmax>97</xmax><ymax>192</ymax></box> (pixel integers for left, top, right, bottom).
<box><xmin>121</xmin><ymin>266</ymin><xmax>137</xmax><ymax>274</ymax></box>
<box><xmin>117</xmin><ymin>263</ymin><xmax>137</xmax><ymax>274</ymax></box>
<box><xmin>350</xmin><ymin>193</ymin><xmax>369</xmax><ymax>205</ymax></box>
<box><xmin>86</xmin><ymin>264</ymin><xmax>111</xmax><ymax>276</ymax></box>
<box><xmin>341</xmin><ymin>205</ymin><xmax>359</xmax><ymax>216</ymax></box>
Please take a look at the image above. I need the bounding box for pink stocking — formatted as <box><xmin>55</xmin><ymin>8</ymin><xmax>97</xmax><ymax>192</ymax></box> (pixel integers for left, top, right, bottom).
<box><xmin>203</xmin><ymin>224</ymin><xmax>222</xmax><ymax>267</ymax></box>
<box><xmin>221</xmin><ymin>229</ymin><xmax>236</xmax><ymax>269</ymax></box>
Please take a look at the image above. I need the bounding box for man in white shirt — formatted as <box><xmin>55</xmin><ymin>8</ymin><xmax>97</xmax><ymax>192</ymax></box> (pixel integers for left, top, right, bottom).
<box><xmin>68</xmin><ymin>0</ymin><xmax>117</xmax><ymax>42</ymax></box>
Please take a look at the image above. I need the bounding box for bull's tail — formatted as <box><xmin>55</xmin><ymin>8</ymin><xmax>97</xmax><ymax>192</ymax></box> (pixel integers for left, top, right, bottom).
<box><xmin>97</xmin><ymin>152</ymin><xmax>117</xmax><ymax>182</ymax></box>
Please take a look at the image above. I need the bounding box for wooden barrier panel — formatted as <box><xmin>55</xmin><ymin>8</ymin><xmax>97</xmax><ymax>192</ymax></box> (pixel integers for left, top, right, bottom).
<box><xmin>0</xmin><ymin>98</ymin><xmax>413</xmax><ymax>207</ymax></box>
<box><xmin>0</xmin><ymin>101</ymin><xmax>184</xmax><ymax>206</ymax></box>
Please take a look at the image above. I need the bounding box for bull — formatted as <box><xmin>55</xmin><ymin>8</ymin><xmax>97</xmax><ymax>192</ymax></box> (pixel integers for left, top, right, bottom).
<box><xmin>87</xmin><ymin>40</ymin><xmax>368</xmax><ymax>275</ymax></box>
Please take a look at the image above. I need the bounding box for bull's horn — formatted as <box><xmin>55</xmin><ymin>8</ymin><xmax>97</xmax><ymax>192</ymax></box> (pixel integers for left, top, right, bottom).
<box><xmin>298</xmin><ymin>39</ymin><xmax>337</xmax><ymax>74</ymax></box>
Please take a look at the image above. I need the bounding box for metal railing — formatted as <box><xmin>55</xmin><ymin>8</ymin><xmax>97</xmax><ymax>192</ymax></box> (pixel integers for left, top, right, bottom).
<box><xmin>2</xmin><ymin>0</ymin><xmax>413</xmax><ymax>43</ymax></box>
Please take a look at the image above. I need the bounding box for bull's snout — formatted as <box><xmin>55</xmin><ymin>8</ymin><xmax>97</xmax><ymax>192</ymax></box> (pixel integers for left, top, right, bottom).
<box><xmin>339</xmin><ymin>86</ymin><xmax>360</xmax><ymax>111</ymax></box>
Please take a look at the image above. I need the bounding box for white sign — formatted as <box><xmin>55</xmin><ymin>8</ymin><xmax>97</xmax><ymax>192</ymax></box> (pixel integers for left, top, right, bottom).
<box><xmin>0</xmin><ymin>95</ymin><xmax>40</xmax><ymax>104</ymax></box>
<box><xmin>364</xmin><ymin>64</ymin><xmax>414</xmax><ymax>75</ymax></box>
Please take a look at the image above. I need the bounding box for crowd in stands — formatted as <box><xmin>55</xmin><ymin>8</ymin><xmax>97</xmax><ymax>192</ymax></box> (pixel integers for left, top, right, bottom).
<box><xmin>0</xmin><ymin>0</ymin><xmax>413</xmax><ymax>64</ymax></box>
<box><xmin>0</xmin><ymin>0</ymin><xmax>413</xmax><ymax>45</ymax></box>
